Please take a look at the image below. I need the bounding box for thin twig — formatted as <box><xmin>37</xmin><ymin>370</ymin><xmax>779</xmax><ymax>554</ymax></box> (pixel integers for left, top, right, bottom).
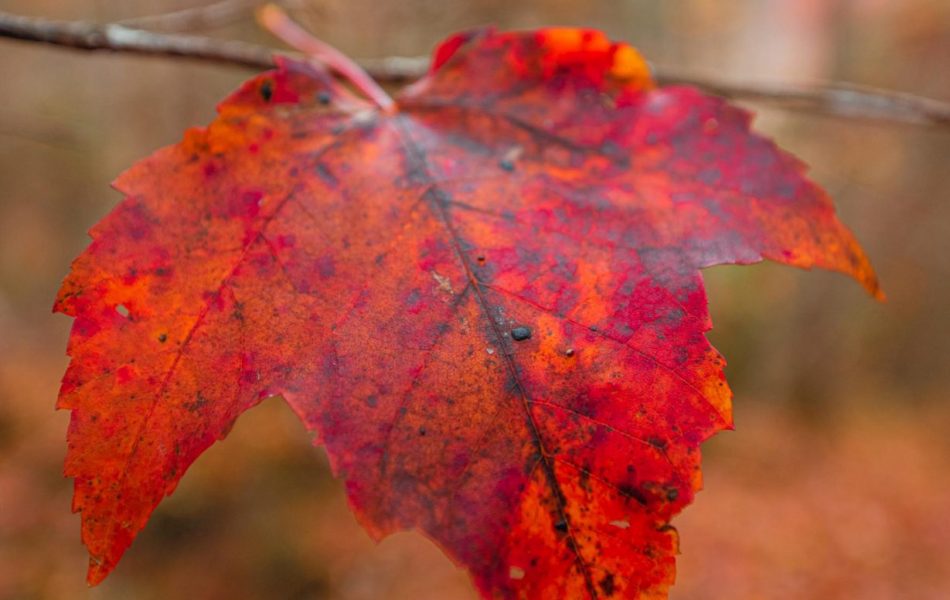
<box><xmin>655</xmin><ymin>71</ymin><xmax>950</xmax><ymax>128</ymax></box>
<box><xmin>358</xmin><ymin>56</ymin><xmax>427</xmax><ymax>83</ymax></box>
<box><xmin>0</xmin><ymin>10</ymin><xmax>275</xmax><ymax>69</ymax></box>
<box><xmin>1</xmin><ymin>10</ymin><xmax>948</xmax><ymax>129</ymax></box>
<box><xmin>117</xmin><ymin>0</ymin><xmax>264</xmax><ymax>32</ymax></box>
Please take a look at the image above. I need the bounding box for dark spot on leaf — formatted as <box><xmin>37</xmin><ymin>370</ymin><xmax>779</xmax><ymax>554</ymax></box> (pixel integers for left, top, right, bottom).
<box><xmin>317</xmin><ymin>91</ymin><xmax>331</xmax><ymax>105</ymax></box>
<box><xmin>618</xmin><ymin>483</ymin><xmax>647</xmax><ymax>505</ymax></box>
<box><xmin>498</xmin><ymin>158</ymin><xmax>515</xmax><ymax>172</ymax></box>
<box><xmin>476</xmin><ymin>255</ymin><xmax>486</xmax><ymax>264</ymax></box>
<box><xmin>564</xmin><ymin>348</ymin><xmax>575</xmax><ymax>357</ymax></box>
<box><xmin>657</xmin><ymin>523</ymin><xmax>678</xmax><ymax>534</ymax></box>
<box><xmin>578</xmin><ymin>466</ymin><xmax>591</xmax><ymax>492</ymax></box>
<box><xmin>183</xmin><ymin>393</ymin><xmax>208</xmax><ymax>412</ymax></box>
<box><xmin>510</xmin><ymin>326</ymin><xmax>532</xmax><ymax>341</ymax></box>
<box><xmin>554</xmin><ymin>519</ymin><xmax>568</xmax><ymax>533</ymax></box>
<box><xmin>418</xmin><ymin>427</ymin><xmax>427</xmax><ymax>436</ymax></box>
<box><xmin>599</xmin><ymin>573</ymin><xmax>616</xmax><ymax>596</ymax></box>
<box><xmin>315</xmin><ymin>254</ymin><xmax>336</xmax><ymax>278</ymax></box>
<box><xmin>314</xmin><ymin>163</ymin><xmax>339</xmax><ymax>187</ymax></box>
<box><xmin>698</xmin><ymin>167</ymin><xmax>721</xmax><ymax>185</ymax></box>
<box><xmin>260</xmin><ymin>80</ymin><xmax>273</xmax><ymax>102</ymax></box>
<box><xmin>158</xmin><ymin>333</ymin><xmax>167</xmax><ymax>343</ymax></box>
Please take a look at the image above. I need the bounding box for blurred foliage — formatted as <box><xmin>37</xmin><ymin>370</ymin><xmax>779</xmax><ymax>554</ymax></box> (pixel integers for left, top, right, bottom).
<box><xmin>0</xmin><ymin>0</ymin><xmax>947</xmax><ymax>598</ymax></box>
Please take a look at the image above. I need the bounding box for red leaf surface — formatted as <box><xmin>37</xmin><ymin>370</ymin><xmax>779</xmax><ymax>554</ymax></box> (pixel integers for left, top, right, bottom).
<box><xmin>55</xmin><ymin>28</ymin><xmax>880</xmax><ymax>598</ymax></box>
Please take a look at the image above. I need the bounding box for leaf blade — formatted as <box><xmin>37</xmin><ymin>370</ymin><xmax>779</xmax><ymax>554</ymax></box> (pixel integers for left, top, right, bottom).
<box><xmin>56</xmin><ymin>29</ymin><xmax>879</xmax><ymax>597</ymax></box>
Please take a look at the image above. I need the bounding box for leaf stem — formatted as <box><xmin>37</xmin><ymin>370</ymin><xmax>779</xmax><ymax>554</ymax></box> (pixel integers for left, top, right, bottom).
<box><xmin>256</xmin><ymin>4</ymin><xmax>395</xmax><ymax>112</ymax></box>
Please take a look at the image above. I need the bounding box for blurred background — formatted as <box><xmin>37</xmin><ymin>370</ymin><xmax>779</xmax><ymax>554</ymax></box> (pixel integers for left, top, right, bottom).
<box><xmin>1</xmin><ymin>0</ymin><xmax>948</xmax><ymax>598</ymax></box>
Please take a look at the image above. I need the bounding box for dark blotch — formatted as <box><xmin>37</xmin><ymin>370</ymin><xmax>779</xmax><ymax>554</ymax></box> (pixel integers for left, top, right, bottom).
<box><xmin>315</xmin><ymin>254</ymin><xmax>336</xmax><ymax>278</ymax></box>
<box><xmin>260</xmin><ymin>80</ymin><xmax>273</xmax><ymax>102</ymax></box>
<box><xmin>418</xmin><ymin>427</ymin><xmax>427</xmax><ymax>437</ymax></box>
<box><xmin>657</xmin><ymin>523</ymin><xmax>677</xmax><ymax>534</ymax></box>
<box><xmin>578</xmin><ymin>467</ymin><xmax>591</xmax><ymax>492</ymax></box>
<box><xmin>554</xmin><ymin>519</ymin><xmax>568</xmax><ymax>533</ymax></box>
<box><xmin>498</xmin><ymin>158</ymin><xmax>515</xmax><ymax>172</ymax></box>
<box><xmin>183</xmin><ymin>393</ymin><xmax>208</xmax><ymax>412</ymax></box>
<box><xmin>510</xmin><ymin>326</ymin><xmax>532</xmax><ymax>341</ymax></box>
<box><xmin>698</xmin><ymin>166</ymin><xmax>721</xmax><ymax>185</ymax></box>
<box><xmin>618</xmin><ymin>483</ymin><xmax>648</xmax><ymax>506</ymax></box>
<box><xmin>599</xmin><ymin>573</ymin><xmax>616</xmax><ymax>596</ymax></box>
<box><xmin>314</xmin><ymin>162</ymin><xmax>339</xmax><ymax>187</ymax></box>
<box><xmin>317</xmin><ymin>91</ymin><xmax>331</xmax><ymax>105</ymax></box>
<box><xmin>158</xmin><ymin>333</ymin><xmax>167</xmax><ymax>343</ymax></box>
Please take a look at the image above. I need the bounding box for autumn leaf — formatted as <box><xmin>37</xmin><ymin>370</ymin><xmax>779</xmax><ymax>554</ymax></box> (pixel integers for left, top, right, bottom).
<box><xmin>54</xmin><ymin>27</ymin><xmax>879</xmax><ymax>598</ymax></box>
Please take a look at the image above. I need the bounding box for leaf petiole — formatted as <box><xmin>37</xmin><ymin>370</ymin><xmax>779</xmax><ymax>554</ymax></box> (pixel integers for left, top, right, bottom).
<box><xmin>256</xmin><ymin>4</ymin><xmax>396</xmax><ymax>112</ymax></box>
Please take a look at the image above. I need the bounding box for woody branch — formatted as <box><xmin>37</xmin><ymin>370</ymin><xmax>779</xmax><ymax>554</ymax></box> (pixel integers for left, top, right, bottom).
<box><xmin>0</xmin><ymin>9</ymin><xmax>948</xmax><ymax>129</ymax></box>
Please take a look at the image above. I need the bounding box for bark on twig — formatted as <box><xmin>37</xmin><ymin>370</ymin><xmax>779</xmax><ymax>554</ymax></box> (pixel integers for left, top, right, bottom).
<box><xmin>1</xmin><ymin>10</ymin><xmax>948</xmax><ymax>129</ymax></box>
<box><xmin>0</xmin><ymin>10</ymin><xmax>275</xmax><ymax>69</ymax></box>
<box><xmin>656</xmin><ymin>71</ymin><xmax>950</xmax><ymax>128</ymax></box>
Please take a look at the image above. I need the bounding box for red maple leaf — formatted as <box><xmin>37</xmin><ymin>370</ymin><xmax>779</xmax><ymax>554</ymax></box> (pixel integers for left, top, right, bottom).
<box><xmin>54</xmin><ymin>26</ymin><xmax>879</xmax><ymax>598</ymax></box>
